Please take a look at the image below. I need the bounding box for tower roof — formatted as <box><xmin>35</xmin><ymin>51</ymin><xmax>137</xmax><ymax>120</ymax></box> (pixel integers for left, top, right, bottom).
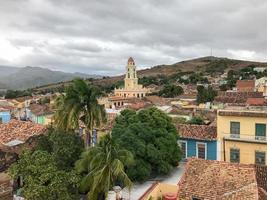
<box><xmin>128</xmin><ymin>57</ymin><xmax>135</xmax><ymax>64</ymax></box>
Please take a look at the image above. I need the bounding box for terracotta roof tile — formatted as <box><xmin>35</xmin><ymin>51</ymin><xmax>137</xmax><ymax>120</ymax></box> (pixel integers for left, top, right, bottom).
<box><xmin>177</xmin><ymin>124</ymin><xmax>217</xmax><ymax>141</ymax></box>
<box><xmin>128</xmin><ymin>57</ymin><xmax>134</xmax><ymax>64</ymax></box>
<box><xmin>144</xmin><ymin>96</ymin><xmax>167</xmax><ymax>106</ymax></box>
<box><xmin>236</xmin><ymin>80</ymin><xmax>255</xmax><ymax>92</ymax></box>
<box><xmin>246</xmin><ymin>98</ymin><xmax>267</xmax><ymax>106</ymax></box>
<box><xmin>218</xmin><ymin>109</ymin><xmax>267</xmax><ymax>118</ymax></box>
<box><xmin>178</xmin><ymin>158</ymin><xmax>261</xmax><ymax>200</ymax></box>
<box><xmin>29</xmin><ymin>104</ymin><xmax>54</xmax><ymax>116</ymax></box>
<box><xmin>215</xmin><ymin>91</ymin><xmax>263</xmax><ymax>103</ymax></box>
<box><xmin>0</xmin><ymin>120</ymin><xmax>46</xmax><ymax>144</ymax></box>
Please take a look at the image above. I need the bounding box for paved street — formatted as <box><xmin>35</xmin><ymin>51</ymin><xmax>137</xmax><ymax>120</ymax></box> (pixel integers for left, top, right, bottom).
<box><xmin>130</xmin><ymin>162</ymin><xmax>185</xmax><ymax>200</ymax></box>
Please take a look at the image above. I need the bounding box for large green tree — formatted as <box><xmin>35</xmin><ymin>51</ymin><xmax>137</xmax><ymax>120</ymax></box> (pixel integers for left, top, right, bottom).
<box><xmin>75</xmin><ymin>134</ymin><xmax>133</xmax><ymax>200</ymax></box>
<box><xmin>54</xmin><ymin>78</ymin><xmax>106</xmax><ymax>147</ymax></box>
<box><xmin>158</xmin><ymin>84</ymin><xmax>184</xmax><ymax>98</ymax></box>
<box><xmin>9</xmin><ymin>151</ymin><xmax>80</xmax><ymax>200</ymax></box>
<box><xmin>112</xmin><ymin>108</ymin><xmax>181</xmax><ymax>182</ymax></box>
<box><xmin>36</xmin><ymin>129</ymin><xmax>84</xmax><ymax>171</ymax></box>
<box><xmin>196</xmin><ymin>85</ymin><xmax>217</xmax><ymax>104</ymax></box>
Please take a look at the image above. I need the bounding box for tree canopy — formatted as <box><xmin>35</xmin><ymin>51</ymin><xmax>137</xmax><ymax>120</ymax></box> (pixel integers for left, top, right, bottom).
<box><xmin>36</xmin><ymin>129</ymin><xmax>84</xmax><ymax>171</ymax></box>
<box><xmin>158</xmin><ymin>84</ymin><xmax>184</xmax><ymax>98</ymax></box>
<box><xmin>196</xmin><ymin>85</ymin><xmax>217</xmax><ymax>104</ymax></box>
<box><xmin>9</xmin><ymin>151</ymin><xmax>80</xmax><ymax>200</ymax></box>
<box><xmin>54</xmin><ymin>78</ymin><xmax>106</xmax><ymax>132</ymax></box>
<box><xmin>75</xmin><ymin>134</ymin><xmax>133</xmax><ymax>200</ymax></box>
<box><xmin>112</xmin><ymin>108</ymin><xmax>181</xmax><ymax>182</ymax></box>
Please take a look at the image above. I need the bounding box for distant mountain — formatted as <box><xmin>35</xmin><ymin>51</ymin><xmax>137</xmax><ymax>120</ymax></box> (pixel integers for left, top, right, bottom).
<box><xmin>33</xmin><ymin>56</ymin><xmax>267</xmax><ymax>93</ymax></box>
<box><xmin>0</xmin><ymin>66</ymin><xmax>101</xmax><ymax>90</ymax></box>
<box><xmin>0</xmin><ymin>66</ymin><xmax>20</xmax><ymax>78</ymax></box>
<box><xmin>92</xmin><ymin>56</ymin><xmax>267</xmax><ymax>86</ymax></box>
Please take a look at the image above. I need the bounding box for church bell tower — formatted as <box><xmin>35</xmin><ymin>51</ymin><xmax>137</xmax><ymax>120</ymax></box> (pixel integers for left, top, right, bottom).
<box><xmin>124</xmin><ymin>57</ymin><xmax>138</xmax><ymax>89</ymax></box>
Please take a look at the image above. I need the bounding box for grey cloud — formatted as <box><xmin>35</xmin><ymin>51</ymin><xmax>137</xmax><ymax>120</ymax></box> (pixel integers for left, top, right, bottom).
<box><xmin>0</xmin><ymin>0</ymin><xmax>267</xmax><ymax>75</ymax></box>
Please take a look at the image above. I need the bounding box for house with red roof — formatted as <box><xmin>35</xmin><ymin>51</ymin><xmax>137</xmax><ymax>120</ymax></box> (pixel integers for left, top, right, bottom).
<box><xmin>139</xmin><ymin>158</ymin><xmax>267</xmax><ymax>200</ymax></box>
<box><xmin>0</xmin><ymin>106</ymin><xmax>12</xmax><ymax>123</ymax></box>
<box><xmin>236</xmin><ymin>79</ymin><xmax>255</xmax><ymax>92</ymax></box>
<box><xmin>177</xmin><ymin>124</ymin><xmax>218</xmax><ymax>160</ymax></box>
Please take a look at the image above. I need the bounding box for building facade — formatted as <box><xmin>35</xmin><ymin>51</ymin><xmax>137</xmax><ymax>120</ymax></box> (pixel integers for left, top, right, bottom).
<box><xmin>0</xmin><ymin>110</ymin><xmax>11</xmax><ymax>123</ymax></box>
<box><xmin>217</xmin><ymin>109</ymin><xmax>267</xmax><ymax>165</ymax></box>
<box><xmin>114</xmin><ymin>57</ymin><xmax>150</xmax><ymax>98</ymax></box>
<box><xmin>255</xmin><ymin>77</ymin><xmax>267</xmax><ymax>97</ymax></box>
<box><xmin>177</xmin><ymin>124</ymin><xmax>218</xmax><ymax>160</ymax></box>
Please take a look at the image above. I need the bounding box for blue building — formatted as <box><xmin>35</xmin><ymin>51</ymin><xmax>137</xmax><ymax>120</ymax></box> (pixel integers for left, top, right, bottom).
<box><xmin>177</xmin><ymin>124</ymin><xmax>218</xmax><ymax>160</ymax></box>
<box><xmin>0</xmin><ymin>109</ymin><xmax>11</xmax><ymax>123</ymax></box>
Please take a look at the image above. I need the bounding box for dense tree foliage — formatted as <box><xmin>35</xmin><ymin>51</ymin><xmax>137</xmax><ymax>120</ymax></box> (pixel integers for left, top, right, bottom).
<box><xmin>158</xmin><ymin>84</ymin><xmax>184</xmax><ymax>98</ymax></box>
<box><xmin>9</xmin><ymin>129</ymin><xmax>84</xmax><ymax>200</ymax></box>
<box><xmin>54</xmin><ymin>78</ymin><xmax>106</xmax><ymax>147</ymax></box>
<box><xmin>196</xmin><ymin>85</ymin><xmax>217</xmax><ymax>104</ymax></box>
<box><xmin>205</xmin><ymin>59</ymin><xmax>236</xmax><ymax>75</ymax></box>
<box><xmin>9</xmin><ymin>151</ymin><xmax>80</xmax><ymax>200</ymax></box>
<box><xmin>112</xmin><ymin>108</ymin><xmax>181</xmax><ymax>182</ymax></box>
<box><xmin>37</xmin><ymin>129</ymin><xmax>84</xmax><ymax>170</ymax></box>
<box><xmin>75</xmin><ymin>134</ymin><xmax>133</xmax><ymax>200</ymax></box>
<box><xmin>5</xmin><ymin>89</ymin><xmax>32</xmax><ymax>99</ymax></box>
<box><xmin>187</xmin><ymin>116</ymin><xmax>205</xmax><ymax>125</ymax></box>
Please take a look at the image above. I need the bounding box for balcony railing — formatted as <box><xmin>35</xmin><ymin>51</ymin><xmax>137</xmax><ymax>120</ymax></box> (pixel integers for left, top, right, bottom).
<box><xmin>224</xmin><ymin>133</ymin><xmax>267</xmax><ymax>143</ymax></box>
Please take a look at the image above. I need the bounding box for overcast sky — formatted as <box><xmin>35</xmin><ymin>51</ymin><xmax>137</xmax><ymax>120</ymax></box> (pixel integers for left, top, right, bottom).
<box><xmin>0</xmin><ymin>0</ymin><xmax>267</xmax><ymax>75</ymax></box>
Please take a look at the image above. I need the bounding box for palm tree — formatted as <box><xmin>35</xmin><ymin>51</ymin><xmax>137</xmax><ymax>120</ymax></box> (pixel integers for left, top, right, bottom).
<box><xmin>75</xmin><ymin>134</ymin><xmax>134</xmax><ymax>200</ymax></box>
<box><xmin>54</xmin><ymin>78</ymin><xmax>106</xmax><ymax>147</ymax></box>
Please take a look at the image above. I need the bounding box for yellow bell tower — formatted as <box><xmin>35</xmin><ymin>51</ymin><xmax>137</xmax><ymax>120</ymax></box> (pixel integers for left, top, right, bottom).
<box><xmin>113</xmin><ymin>57</ymin><xmax>150</xmax><ymax>100</ymax></box>
<box><xmin>124</xmin><ymin>57</ymin><xmax>138</xmax><ymax>89</ymax></box>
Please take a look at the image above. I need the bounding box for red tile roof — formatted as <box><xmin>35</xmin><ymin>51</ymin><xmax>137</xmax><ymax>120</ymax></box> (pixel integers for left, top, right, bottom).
<box><xmin>128</xmin><ymin>57</ymin><xmax>135</xmax><ymax>64</ymax></box>
<box><xmin>246</xmin><ymin>98</ymin><xmax>267</xmax><ymax>106</ymax></box>
<box><xmin>177</xmin><ymin>124</ymin><xmax>217</xmax><ymax>141</ymax></box>
<box><xmin>0</xmin><ymin>105</ymin><xmax>14</xmax><ymax>112</ymax></box>
<box><xmin>29</xmin><ymin>104</ymin><xmax>54</xmax><ymax>116</ymax></box>
<box><xmin>178</xmin><ymin>158</ymin><xmax>267</xmax><ymax>200</ymax></box>
<box><xmin>0</xmin><ymin>120</ymin><xmax>46</xmax><ymax>144</ymax></box>
<box><xmin>144</xmin><ymin>95</ymin><xmax>167</xmax><ymax>106</ymax></box>
<box><xmin>218</xmin><ymin>109</ymin><xmax>267</xmax><ymax>118</ymax></box>
<box><xmin>215</xmin><ymin>91</ymin><xmax>263</xmax><ymax>103</ymax></box>
<box><xmin>236</xmin><ymin>80</ymin><xmax>255</xmax><ymax>92</ymax></box>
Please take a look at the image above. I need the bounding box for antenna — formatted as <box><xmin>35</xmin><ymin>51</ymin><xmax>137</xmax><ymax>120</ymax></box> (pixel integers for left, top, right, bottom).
<box><xmin>210</xmin><ymin>48</ymin><xmax>213</xmax><ymax>57</ymax></box>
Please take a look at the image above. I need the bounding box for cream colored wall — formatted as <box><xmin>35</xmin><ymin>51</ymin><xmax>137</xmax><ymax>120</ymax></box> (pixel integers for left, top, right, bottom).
<box><xmin>224</xmin><ymin>141</ymin><xmax>267</xmax><ymax>164</ymax></box>
<box><xmin>114</xmin><ymin>88</ymin><xmax>149</xmax><ymax>98</ymax></box>
<box><xmin>217</xmin><ymin>112</ymin><xmax>267</xmax><ymax>163</ymax></box>
<box><xmin>124</xmin><ymin>78</ymin><xmax>138</xmax><ymax>90</ymax></box>
<box><xmin>217</xmin><ymin>115</ymin><xmax>267</xmax><ymax>139</ymax></box>
<box><xmin>44</xmin><ymin>114</ymin><xmax>54</xmax><ymax>125</ymax></box>
<box><xmin>141</xmin><ymin>183</ymin><xmax>178</xmax><ymax>200</ymax></box>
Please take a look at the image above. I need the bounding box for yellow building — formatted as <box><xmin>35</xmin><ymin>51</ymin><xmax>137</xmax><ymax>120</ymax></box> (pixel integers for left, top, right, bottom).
<box><xmin>114</xmin><ymin>57</ymin><xmax>150</xmax><ymax>98</ymax></box>
<box><xmin>217</xmin><ymin>109</ymin><xmax>267</xmax><ymax>165</ymax></box>
<box><xmin>255</xmin><ymin>77</ymin><xmax>267</xmax><ymax>96</ymax></box>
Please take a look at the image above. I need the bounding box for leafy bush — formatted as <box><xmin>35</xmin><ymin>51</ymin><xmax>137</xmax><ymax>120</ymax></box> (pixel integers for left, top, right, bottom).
<box><xmin>112</xmin><ymin>108</ymin><xmax>181</xmax><ymax>182</ymax></box>
<box><xmin>158</xmin><ymin>84</ymin><xmax>184</xmax><ymax>98</ymax></box>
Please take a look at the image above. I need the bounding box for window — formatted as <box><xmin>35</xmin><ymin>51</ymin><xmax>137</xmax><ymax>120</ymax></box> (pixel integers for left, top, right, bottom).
<box><xmin>178</xmin><ymin>141</ymin><xmax>187</xmax><ymax>159</ymax></box>
<box><xmin>196</xmin><ymin>142</ymin><xmax>206</xmax><ymax>159</ymax></box>
<box><xmin>230</xmin><ymin>148</ymin><xmax>240</xmax><ymax>163</ymax></box>
<box><xmin>255</xmin><ymin>151</ymin><xmax>265</xmax><ymax>165</ymax></box>
<box><xmin>255</xmin><ymin>124</ymin><xmax>266</xmax><ymax>140</ymax></box>
<box><xmin>192</xmin><ymin>197</ymin><xmax>202</xmax><ymax>200</ymax></box>
<box><xmin>230</xmin><ymin>122</ymin><xmax>240</xmax><ymax>137</ymax></box>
